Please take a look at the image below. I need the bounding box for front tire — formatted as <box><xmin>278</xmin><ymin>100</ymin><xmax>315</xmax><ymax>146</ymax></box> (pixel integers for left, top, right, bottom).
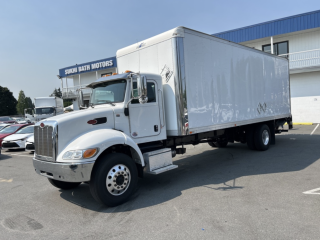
<box><xmin>90</xmin><ymin>153</ymin><xmax>138</xmax><ymax>207</ymax></box>
<box><xmin>48</xmin><ymin>179</ymin><xmax>81</xmax><ymax>190</ymax></box>
<box><xmin>254</xmin><ymin>124</ymin><xmax>270</xmax><ymax>151</ymax></box>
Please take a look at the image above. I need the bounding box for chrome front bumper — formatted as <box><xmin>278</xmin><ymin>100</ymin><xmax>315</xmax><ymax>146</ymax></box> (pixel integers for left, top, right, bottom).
<box><xmin>33</xmin><ymin>159</ymin><xmax>95</xmax><ymax>182</ymax></box>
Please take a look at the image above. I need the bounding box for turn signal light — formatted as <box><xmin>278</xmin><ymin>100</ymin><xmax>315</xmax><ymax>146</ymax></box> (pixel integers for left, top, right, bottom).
<box><xmin>83</xmin><ymin>149</ymin><xmax>98</xmax><ymax>159</ymax></box>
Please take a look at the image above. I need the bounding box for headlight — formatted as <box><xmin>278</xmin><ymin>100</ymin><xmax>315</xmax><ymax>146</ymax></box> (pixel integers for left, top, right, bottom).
<box><xmin>62</xmin><ymin>148</ymin><xmax>99</xmax><ymax>160</ymax></box>
<box><xmin>17</xmin><ymin>137</ymin><xmax>29</xmax><ymax>141</ymax></box>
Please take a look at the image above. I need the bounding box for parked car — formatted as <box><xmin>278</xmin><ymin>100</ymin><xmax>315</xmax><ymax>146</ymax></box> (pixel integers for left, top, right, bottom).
<box><xmin>0</xmin><ymin>124</ymin><xmax>33</xmax><ymax>147</ymax></box>
<box><xmin>25</xmin><ymin>135</ymin><xmax>34</xmax><ymax>152</ymax></box>
<box><xmin>0</xmin><ymin>124</ymin><xmax>11</xmax><ymax>131</ymax></box>
<box><xmin>2</xmin><ymin>126</ymin><xmax>34</xmax><ymax>150</ymax></box>
<box><xmin>17</xmin><ymin>118</ymin><xmax>32</xmax><ymax>124</ymax></box>
<box><xmin>0</xmin><ymin>116</ymin><xmax>16</xmax><ymax>124</ymax></box>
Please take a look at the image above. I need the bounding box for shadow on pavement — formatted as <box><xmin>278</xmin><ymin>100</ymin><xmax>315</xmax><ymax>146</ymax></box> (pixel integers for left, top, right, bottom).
<box><xmin>59</xmin><ymin>132</ymin><xmax>320</xmax><ymax>213</ymax></box>
<box><xmin>0</xmin><ymin>154</ymin><xmax>12</xmax><ymax>160</ymax></box>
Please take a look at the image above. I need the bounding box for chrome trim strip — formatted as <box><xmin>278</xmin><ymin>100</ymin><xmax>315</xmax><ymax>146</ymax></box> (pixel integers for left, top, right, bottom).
<box><xmin>33</xmin><ymin>158</ymin><xmax>94</xmax><ymax>182</ymax></box>
<box><xmin>172</xmin><ymin>37</ymin><xmax>187</xmax><ymax>136</ymax></box>
<box><xmin>188</xmin><ymin>114</ymin><xmax>292</xmax><ymax>134</ymax></box>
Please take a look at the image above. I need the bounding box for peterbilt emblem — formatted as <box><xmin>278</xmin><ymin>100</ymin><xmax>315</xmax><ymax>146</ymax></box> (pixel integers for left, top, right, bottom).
<box><xmin>40</xmin><ymin>123</ymin><xmax>45</xmax><ymax>128</ymax></box>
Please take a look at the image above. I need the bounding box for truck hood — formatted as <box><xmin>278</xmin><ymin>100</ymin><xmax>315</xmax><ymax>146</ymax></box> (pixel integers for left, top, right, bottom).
<box><xmin>38</xmin><ymin>106</ymin><xmax>115</xmax><ymax>154</ymax></box>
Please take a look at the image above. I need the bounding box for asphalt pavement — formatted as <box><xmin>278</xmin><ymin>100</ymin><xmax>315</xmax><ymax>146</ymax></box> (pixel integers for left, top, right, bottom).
<box><xmin>0</xmin><ymin>125</ymin><xmax>320</xmax><ymax>240</ymax></box>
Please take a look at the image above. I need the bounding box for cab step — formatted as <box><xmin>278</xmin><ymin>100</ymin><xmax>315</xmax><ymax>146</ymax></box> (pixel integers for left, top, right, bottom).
<box><xmin>143</xmin><ymin>148</ymin><xmax>178</xmax><ymax>175</ymax></box>
<box><xmin>147</xmin><ymin>164</ymin><xmax>178</xmax><ymax>175</ymax></box>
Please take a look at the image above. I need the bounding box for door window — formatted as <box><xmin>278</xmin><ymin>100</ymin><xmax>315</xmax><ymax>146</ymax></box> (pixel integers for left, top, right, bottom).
<box><xmin>131</xmin><ymin>82</ymin><xmax>157</xmax><ymax>104</ymax></box>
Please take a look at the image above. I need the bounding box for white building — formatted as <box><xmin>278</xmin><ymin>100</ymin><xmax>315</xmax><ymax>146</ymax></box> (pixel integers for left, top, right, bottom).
<box><xmin>58</xmin><ymin>57</ymin><xmax>117</xmax><ymax>110</ymax></box>
<box><xmin>214</xmin><ymin>10</ymin><xmax>320</xmax><ymax>123</ymax></box>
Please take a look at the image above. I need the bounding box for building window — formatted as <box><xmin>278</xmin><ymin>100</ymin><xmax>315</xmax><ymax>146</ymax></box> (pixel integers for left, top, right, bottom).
<box><xmin>262</xmin><ymin>41</ymin><xmax>288</xmax><ymax>56</ymax></box>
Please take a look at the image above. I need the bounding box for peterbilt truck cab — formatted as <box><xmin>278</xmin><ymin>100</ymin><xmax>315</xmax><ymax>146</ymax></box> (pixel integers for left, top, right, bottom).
<box><xmin>33</xmin><ymin>72</ymin><xmax>173</xmax><ymax>206</ymax></box>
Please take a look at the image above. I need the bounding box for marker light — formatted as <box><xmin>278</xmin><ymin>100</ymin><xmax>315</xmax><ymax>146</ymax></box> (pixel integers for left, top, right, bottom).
<box><xmin>112</xmin><ymin>73</ymin><xmax>118</xmax><ymax>75</ymax></box>
<box><xmin>83</xmin><ymin>149</ymin><xmax>98</xmax><ymax>159</ymax></box>
<box><xmin>102</xmin><ymin>74</ymin><xmax>111</xmax><ymax>77</ymax></box>
<box><xmin>125</xmin><ymin>70</ymin><xmax>132</xmax><ymax>73</ymax></box>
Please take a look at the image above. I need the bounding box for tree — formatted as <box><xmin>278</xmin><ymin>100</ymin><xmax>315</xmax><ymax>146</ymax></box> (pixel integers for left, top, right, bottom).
<box><xmin>57</xmin><ymin>88</ymin><xmax>62</xmax><ymax>98</ymax></box>
<box><xmin>25</xmin><ymin>97</ymin><xmax>34</xmax><ymax>109</ymax></box>
<box><xmin>0</xmin><ymin>86</ymin><xmax>17</xmax><ymax>115</ymax></box>
<box><xmin>16</xmin><ymin>90</ymin><xmax>27</xmax><ymax>115</ymax></box>
<box><xmin>63</xmin><ymin>99</ymin><xmax>73</xmax><ymax>108</ymax></box>
<box><xmin>50</xmin><ymin>88</ymin><xmax>62</xmax><ymax>98</ymax></box>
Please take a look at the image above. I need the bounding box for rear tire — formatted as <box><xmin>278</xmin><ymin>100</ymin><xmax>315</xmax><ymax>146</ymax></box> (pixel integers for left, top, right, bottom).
<box><xmin>214</xmin><ymin>140</ymin><xmax>228</xmax><ymax>148</ymax></box>
<box><xmin>254</xmin><ymin>124</ymin><xmax>270</xmax><ymax>151</ymax></box>
<box><xmin>48</xmin><ymin>179</ymin><xmax>81</xmax><ymax>190</ymax></box>
<box><xmin>90</xmin><ymin>153</ymin><xmax>138</xmax><ymax>207</ymax></box>
<box><xmin>208</xmin><ymin>141</ymin><xmax>216</xmax><ymax>148</ymax></box>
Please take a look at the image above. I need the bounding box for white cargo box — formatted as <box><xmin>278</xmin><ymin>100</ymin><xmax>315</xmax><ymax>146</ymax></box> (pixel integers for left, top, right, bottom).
<box><xmin>117</xmin><ymin>27</ymin><xmax>291</xmax><ymax>136</ymax></box>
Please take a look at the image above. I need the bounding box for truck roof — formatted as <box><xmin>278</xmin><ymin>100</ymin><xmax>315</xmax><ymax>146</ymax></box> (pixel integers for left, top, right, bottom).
<box><xmin>117</xmin><ymin>26</ymin><xmax>287</xmax><ymax>61</ymax></box>
<box><xmin>87</xmin><ymin>73</ymin><xmax>130</xmax><ymax>88</ymax></box>
<box><xmin>87</xmin><ymin>72</ymin><xmax>161</xmax><ymax>88</ymax></box>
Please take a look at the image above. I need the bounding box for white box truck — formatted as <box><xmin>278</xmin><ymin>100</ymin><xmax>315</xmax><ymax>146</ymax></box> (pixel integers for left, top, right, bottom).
<box><xmin>33</xmin><ymin>27</ymin><xmax>292</xmax><ymax>206</ymax></box>
<box><xmin>34</xmin><ymin>97</ymin><xmax>64</xmax><ymax>121</ymax></box>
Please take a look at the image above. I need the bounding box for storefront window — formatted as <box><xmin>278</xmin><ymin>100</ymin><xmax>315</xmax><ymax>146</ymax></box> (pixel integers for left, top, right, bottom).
<box><xmin>262</xmin><ymin>41</ymin><xmax>288</xmax><ymax>56</ymax></box>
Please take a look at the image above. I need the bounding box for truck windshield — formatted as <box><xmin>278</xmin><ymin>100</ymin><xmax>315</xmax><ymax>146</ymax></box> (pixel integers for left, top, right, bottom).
<box><xmin>35</xmin><ymin>108</ymin><xmax>55</xmax><ymax>115</ymax></box>
<box><xmin>91</xmin><ymin>80</ymin><xmax>127</xmax><ymax>105</ymax></box>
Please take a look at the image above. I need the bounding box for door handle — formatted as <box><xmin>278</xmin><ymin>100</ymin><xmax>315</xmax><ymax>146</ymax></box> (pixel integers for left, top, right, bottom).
<box><xmin>154</xmin><ymin>125</ymin><xmax>158</xmax><ymax>132</ymax></box>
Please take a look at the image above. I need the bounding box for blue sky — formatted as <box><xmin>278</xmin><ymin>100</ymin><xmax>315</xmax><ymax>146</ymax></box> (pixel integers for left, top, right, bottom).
<box><xmin>0</xmin><ymin>0</ymin><xmax>319</xmax><ymax>101</ymax></box>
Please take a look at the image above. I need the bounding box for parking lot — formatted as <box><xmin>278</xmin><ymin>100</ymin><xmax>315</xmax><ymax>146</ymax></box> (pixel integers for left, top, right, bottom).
<box><xmin>0</xmin><ymin>125</ymin><xmax>319</xmax><ymax>239</ymax></box>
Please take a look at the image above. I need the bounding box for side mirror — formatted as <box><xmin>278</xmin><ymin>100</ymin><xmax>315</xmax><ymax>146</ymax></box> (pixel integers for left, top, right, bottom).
<box><xmin>137</xmin><ymin>75</ymin><xmax>148</xmax><ymax>104</ymax></box>
<box><xmin>78</xmin><ymin>89</ymin><xmax>85</xmax><ymax>108</ymax></box>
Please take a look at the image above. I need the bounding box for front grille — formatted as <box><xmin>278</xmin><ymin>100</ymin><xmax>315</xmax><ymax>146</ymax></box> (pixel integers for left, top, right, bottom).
<box><xmin>34</xmin><ymin>125</ymin><xmax>54</xmax><ymax>158</ymax></box>
<box><xmin>2</xmin><ymin>142</ymin><xmax>19</xmax><ymax>148</ymax></box>
<box><xmin>26</xmin><ymin>143</ymin><xmax>35</xmax><ymax>150</ymax></box>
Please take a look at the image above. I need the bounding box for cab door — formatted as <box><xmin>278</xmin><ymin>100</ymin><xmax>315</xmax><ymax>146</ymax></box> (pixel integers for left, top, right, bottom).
<box><xmin>128</xmin><ymin>80</ymin><xmax>161</xmax><ymax>138</ymax></box>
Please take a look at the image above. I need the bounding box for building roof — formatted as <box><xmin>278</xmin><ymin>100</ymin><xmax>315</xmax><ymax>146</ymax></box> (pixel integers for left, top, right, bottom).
<box><xmin>213</xmin><ymin>10</ymin><xmax>320</xmax><ymax>43</ymax></box>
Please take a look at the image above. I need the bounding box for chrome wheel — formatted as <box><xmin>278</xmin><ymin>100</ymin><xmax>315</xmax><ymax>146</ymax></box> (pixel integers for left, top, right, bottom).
<box><xmin>106</xmin><ymin>164</ymin><xmax>131</xmax><ymax>196</ymax></box>
<box><xmin>262</xmin><ymin>129</ymin><xmax>269</xmax><ymax>145</ymax></box>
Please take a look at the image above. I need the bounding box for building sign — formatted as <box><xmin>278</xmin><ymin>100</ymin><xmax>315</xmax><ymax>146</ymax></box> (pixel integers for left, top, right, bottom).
<box><xmin>59</xmin><ymin>57</ymin><xmax>117</xmax><ymax>78</ymax></box>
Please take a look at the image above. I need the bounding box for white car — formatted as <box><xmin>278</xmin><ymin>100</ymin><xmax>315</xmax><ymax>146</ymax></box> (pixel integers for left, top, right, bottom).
<box><xmin>1</xmin><ymin>126</ymin><xmax>34</xmax><ymax>150</ymax></box>
<box><xmin>0</xmin><ymin>124</ymin><xmax>10</xmax><ymax>131</ymax></box>
<box><xmin>25</xmin><ymin>135</ymin><xmax>34</xmax><ymax>152</ymax></box>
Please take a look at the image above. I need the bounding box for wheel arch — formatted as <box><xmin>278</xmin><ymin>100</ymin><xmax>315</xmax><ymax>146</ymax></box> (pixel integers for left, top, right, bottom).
<box><xmin>58</xmin><ymin>129</ymin><xmax>145</xmax><ymax>166</ymax></box>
